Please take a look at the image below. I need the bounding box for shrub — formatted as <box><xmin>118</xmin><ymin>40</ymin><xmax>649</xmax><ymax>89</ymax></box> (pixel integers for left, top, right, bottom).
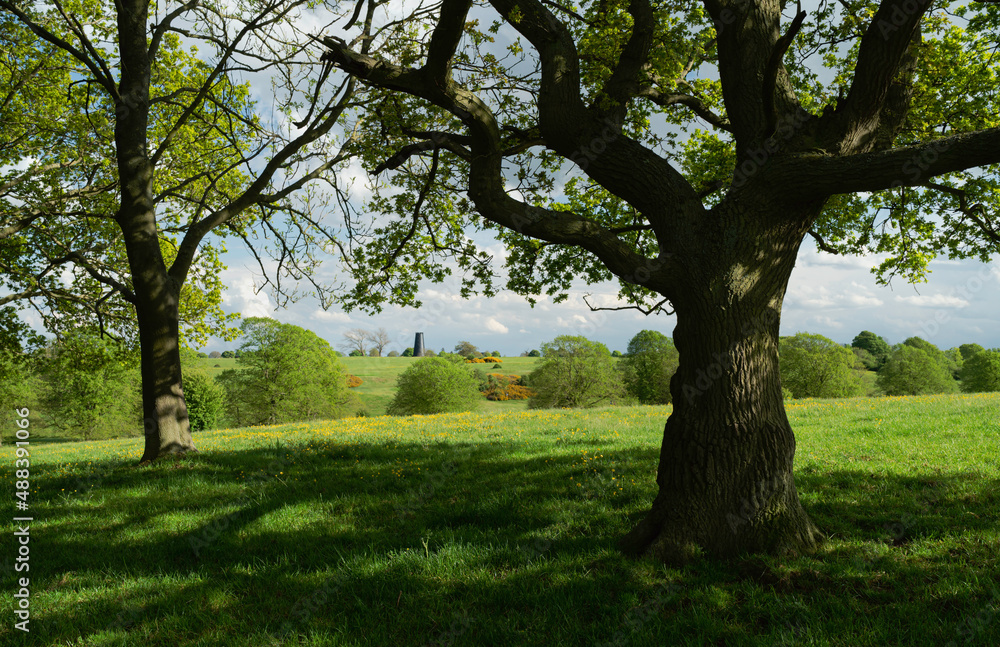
<box><xmin>38</xmin><ymin>331</ymin><xmax>141</xmax><ymax>440</ymax></box>
<box><xmin>454</xmin><ymin>341</ymin><xmax>479</xmax><ymax>356</ymax></box>
<box><xmin>349</xmin><ymin>349</ymin><xmax>364</xmax><ymax>357</ymax></box>
<box><xmin>221</xmin><ymin>350</ymin><xmax>235</xmax><ymax>358</ymax></box>
<box><xmin>402</xmin><ymin>347</ymin><xmax>414</xmax><ymax>357</ymax></box>
<box><xmin>483</xmin><ymin>356</ymin><xmax>502</xmax><ymax>363</ymax></box>
<box><xmin>528</xmin><ymin>349</ymin><xmax>541</xmax><ymax>357</ymax></box>
<box><xmin>960</xmin><ymin>350</ymin><xmax>1000</xmax><ymax>393</ymax></box>
<box><xmin>347</xmin><ymin>374</ymin><xmax>363</xmax><ymax>388</ymax></box>
<box><xmin>877</xmin><ymin>345</ymin><xmax>958</xmax><ymax>396</ymax></box>
<box><xmin>387</xmin><ymin>350</ymin><xmax>400</xmax><ymax>357</ymax></box>
<box><xmin>618</xmin><ymin>330</ymin><xmax>678</xmax><ymax>404</ymax></box>
<box><xmin>386</xmin><ymin>357</ymin><xmax>482</xmax><ymax>415</ymax></box>
<box><xmin>218</xmin><ymin>318</ymin><xmax>359</xmax><ymax>426</ymax></box>
<box><xmin>183</xmin><ymin>371</ymin><xmax>225</xmax><ymax>432</ymax></box>
<box><xmin>481</xmin><ymin>373</ymin><xmax>534</xmax><ymax>401</ymax></box>
<box><xmin>528</xmin><ymin>335</ymin><xmax>626</xmax><ymax>409</ymax></box>
<box><xmin>780</xmin><ymin>332</ymin><xmax>865</xmax><ymax>399</ymax></box>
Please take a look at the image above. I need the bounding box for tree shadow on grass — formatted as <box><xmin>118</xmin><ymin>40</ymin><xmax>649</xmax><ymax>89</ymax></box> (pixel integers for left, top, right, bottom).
<box><xmin>11</xmin><ymin>440</ymin><xmax>1000</xmax><ymax>647</ymax></box>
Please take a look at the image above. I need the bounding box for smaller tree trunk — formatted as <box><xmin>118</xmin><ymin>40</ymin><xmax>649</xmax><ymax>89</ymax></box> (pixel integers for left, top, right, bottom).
<box><xmin>135</xmin><ymin>274</ymin><xmax>196</xmax><ymax>464</ymax></box>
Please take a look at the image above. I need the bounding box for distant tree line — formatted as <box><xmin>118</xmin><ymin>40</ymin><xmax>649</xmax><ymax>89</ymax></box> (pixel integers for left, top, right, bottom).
<box><xmin>4</xmin><ymin>311</ymin><xmax>997</xmax><ymax>441</ymax></box>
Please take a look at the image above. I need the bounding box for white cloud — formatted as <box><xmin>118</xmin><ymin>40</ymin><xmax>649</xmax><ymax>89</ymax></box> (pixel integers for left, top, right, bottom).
<box><xmin>895</xmin><ymin>294</ymin><xmax>970</xmax><ymax>308</ymax></box>
<box><xmin>311</xmin><ymin>309</ymin><xmax>352</xmax><ymax>323</ymax></box>
<box><xmin>848</xmin><ymin>294</ymin><xmax>884</xmax><ymax>307</ymax></box>
<box><xmin>220</xmin><ymin>268</ymin><xmax>273</xmax><ymax>318</ymax></box>
<box><xmin>485</xmin><ymin>317</ymin><xmax>509</xmax><ymax>334</ymax></box>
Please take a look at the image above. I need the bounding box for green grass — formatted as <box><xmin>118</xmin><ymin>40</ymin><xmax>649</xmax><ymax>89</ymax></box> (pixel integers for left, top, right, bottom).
<box><xmin>3</xmin><ymin>394</ymin><xmax>999</xmax><ymax>646</ymax></box>
<box><xmin>193</xmin><ymin>356</ymin><xmax>239</xmax><ymax>379</ymax></box>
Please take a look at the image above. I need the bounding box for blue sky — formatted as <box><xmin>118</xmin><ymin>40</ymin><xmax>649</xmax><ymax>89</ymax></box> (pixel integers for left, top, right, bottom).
<box><xmin>202</xmin><ymin>240</ymin><xmax>1000</xmax><ymax>356</ymax></box>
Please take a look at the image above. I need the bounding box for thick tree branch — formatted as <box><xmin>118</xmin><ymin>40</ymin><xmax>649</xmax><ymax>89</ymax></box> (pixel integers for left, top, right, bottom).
<box><xmin>149</xmin><ymin>0</ymin><xmax>201</xmax><ymax>60</ymax></box>
<box><xmin>779</xmin><ymin>128</ymin><xmax>1000</xmax><ymax>199</ymax></box>
<box><xmin>827</xmin><ymin>0</ymin><xmax>932</xmax><ymax>153</ymax></box>
<box><xmin>425</xmin><ymin>0</ymin><xmax>471</xmax><ymax>81</ymax></box>
<box><xmin>319</xmin><ymin>31</ymin><xmax>688</xmax><ymax>296</ymax></box>
<box><xmin>763</xmin><ymin>4</ymin><xmax>806</xmax><ymax>138</ymax></box>
<box><xmin>808</xmin><ymin>229</ymin><xmax>839</xmax><ymax>254</ymax></box>
<box><xmin>48</xmin><ymin>251</ymin><xmax>136</xmax><ymax>303</ymax></box>
<box><xmin>373</xmin><ymin>133</ymin><xmax>472</xmax><ymax>173</ymax></box>
<box><xmin>595</xmin><ymin>0</ymin><xmax>654</xmax><ymax>125</ymax></box>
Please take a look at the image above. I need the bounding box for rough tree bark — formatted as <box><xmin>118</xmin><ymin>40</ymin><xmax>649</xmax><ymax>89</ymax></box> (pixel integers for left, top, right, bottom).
<box><xmin>619</xmin><ymin>204</ymin><xmax>823</xmax><ymax>561</ymax></box>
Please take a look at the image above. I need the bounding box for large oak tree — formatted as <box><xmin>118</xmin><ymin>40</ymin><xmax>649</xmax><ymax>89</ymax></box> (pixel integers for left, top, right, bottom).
<box><xmin>317</xmin><ymin>0</ymin><xmax>1000</xmax><ymax>561</ymax></box>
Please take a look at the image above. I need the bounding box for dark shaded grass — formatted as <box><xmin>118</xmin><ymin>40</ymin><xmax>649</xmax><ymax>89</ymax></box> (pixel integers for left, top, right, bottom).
<box><xmin>1</xmin><ymin>397</ymin><xmax>998</xmax><ymax>646</ymax></box>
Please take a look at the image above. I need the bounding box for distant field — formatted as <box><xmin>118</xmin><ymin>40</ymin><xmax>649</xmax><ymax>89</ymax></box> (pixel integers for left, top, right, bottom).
<box><xmin>192</xmin><ymin>356</ymin><xmax>238</xmax><ymax>378</ymax></box>
<box><xmin>191</xmin><ymin>355</ymin><xmax>541</xmax><ymax>415</ymax></box>
<box><xmin>341</xmin><ymin>356</ymin><xmax>540</xmax><ymax>415</ymax></box>
<box><xmin>2</xmin><ymin>394</ymin><xmax>998</xmax><ymax>646</ymax></box>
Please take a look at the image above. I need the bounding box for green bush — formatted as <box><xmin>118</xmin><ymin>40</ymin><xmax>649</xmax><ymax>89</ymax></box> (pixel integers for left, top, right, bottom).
<box><xmin>780</xmin><ymin>332</ymin><xmax>865</xmax><ymax>399</ymax></box>
<box><xmin>528</xmin><ymin>335</ymin><xmax>626</xmax><ymax>409</ymax></box>
<box><xmin>877</xmin><ymin>345</ymin><xmax>958</xmax><ymax>396</ymax></box>
<box><xmin>960</xmin><ymin>350</ymin><xmax>1000</xmax><ymax>393</ymax></box>
<box><xmin>386</xmin><ymin>357</ymin><xmax>482</xmax><ymax>415</ymax></box>
<box><xmin>38</xmin><ymin>331</ymin><xmax>141</xmax><ymax>440</ymax></box>
<box><xmin>618</xmin><ymin>330</ymin><xmax>678</xmax><ymax>404</ymax></box>
<box><xmin>218</xmin><ymin>318</ymin><xmax>359</xmax><ymax>426</ymax></box>
<box><xmin>183</xmin><ymin>371</ymin><xmax>225</xmax><ymax>431</ymax></box>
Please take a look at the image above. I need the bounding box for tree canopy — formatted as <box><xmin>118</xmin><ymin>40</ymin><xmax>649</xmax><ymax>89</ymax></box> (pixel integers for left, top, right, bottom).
<box><xmin>959</xmin><ymin>349</ymin><xmax>1000</xmax><ymax>393</ymax></box>
<box><xmin>528</xmin><ymin>335</ymin><xmax>625</xmax><ymax>409</ymax></box>
<box><xmin>877</xmin><ymin>344</ymin><xmax>959</xmax><ymax>395</ymax></box>
<box><xmin>0</xmin><ymin>0</ymin><xmax>368</xmax><ymax>461</ymax></box>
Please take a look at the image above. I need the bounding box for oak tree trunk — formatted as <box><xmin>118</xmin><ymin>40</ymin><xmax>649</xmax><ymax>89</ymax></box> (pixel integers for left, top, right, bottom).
<box><xmin>620</xmin><ymin>208</ymin><xmax>823</xmax><ymax>563</ymax></box>
<box><xmin>133</xmin><ymin>262</ymin><xmax>195</xmax><ymax>464</ymax></box>
<box><xmin>115</xmin><ymin>0</ymin><xmax>195</xmax><ymax>463</ymax></box>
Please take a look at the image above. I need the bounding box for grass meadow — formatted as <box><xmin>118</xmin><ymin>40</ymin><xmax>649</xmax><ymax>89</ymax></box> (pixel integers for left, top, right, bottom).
<box><xmin>2</xmin><ymin>393</ymin><xmax>999</xmax><ymax>645</ymax></box>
